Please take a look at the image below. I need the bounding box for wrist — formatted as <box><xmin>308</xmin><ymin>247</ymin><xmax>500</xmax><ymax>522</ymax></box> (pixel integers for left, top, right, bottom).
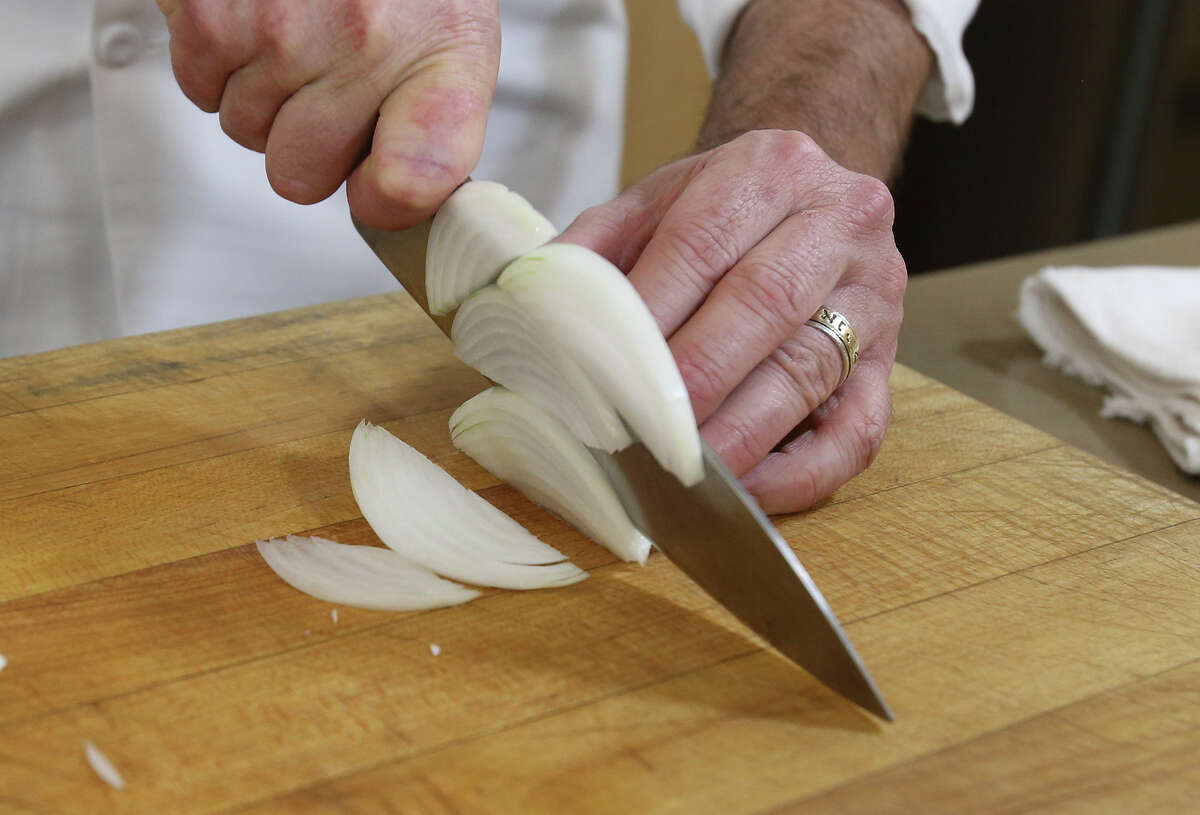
<box><xmin>695</xmin><ymin>0</ymin><xmax>933</xmax><ymax>180</ymax></box>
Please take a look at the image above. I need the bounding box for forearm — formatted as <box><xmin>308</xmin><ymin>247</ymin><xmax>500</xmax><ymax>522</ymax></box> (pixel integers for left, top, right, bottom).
<box><xmin>695</xmin><ymin>0</ymin><xmax>933</xmax><ymax>181</ymax></box>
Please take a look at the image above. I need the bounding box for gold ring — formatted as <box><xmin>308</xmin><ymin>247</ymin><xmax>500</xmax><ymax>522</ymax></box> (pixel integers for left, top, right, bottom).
<box><xmin>805</xmin><ymin>306</ymin><xmax>860</xmax><ymax>386</ymax></box>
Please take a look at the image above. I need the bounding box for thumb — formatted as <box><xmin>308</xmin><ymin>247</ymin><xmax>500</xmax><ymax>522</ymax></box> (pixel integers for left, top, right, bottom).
<box><xmin>348</xmin><ymin>34</ymin><xmax>499</xmax><ymax>230</ymax></box>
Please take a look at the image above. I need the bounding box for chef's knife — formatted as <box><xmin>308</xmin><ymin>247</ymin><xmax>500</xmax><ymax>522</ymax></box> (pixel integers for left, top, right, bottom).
<box><xmin>355</xmin><ymin>215</ymin><xmax>893</xmax><ymax>721</ymax></box>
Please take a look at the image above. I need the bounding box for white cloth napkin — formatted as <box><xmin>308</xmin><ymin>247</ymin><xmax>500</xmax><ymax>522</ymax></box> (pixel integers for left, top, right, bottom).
<box><xmin>1017</xmin><ymin>265</ymin><xmax>1200</xmax><ymax>475</ymax></box>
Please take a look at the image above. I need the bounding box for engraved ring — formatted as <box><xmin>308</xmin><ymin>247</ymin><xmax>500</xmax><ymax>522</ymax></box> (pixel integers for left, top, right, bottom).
<box><xmin>805</xmin><ymin>306</ymin><xmax>860</xmax><ymax>387</ymax></box>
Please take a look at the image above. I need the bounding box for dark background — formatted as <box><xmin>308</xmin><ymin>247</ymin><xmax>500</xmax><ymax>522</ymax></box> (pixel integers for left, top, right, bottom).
<box><xmin>894</xmin><ymin>0</ymin><xmax>1200</xmax><ymax>273</ymax></box>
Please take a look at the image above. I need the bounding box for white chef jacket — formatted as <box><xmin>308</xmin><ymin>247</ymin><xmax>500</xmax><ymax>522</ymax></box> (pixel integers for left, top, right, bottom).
<box><xmin>0</xmin><ymin>0</ymin><xmax>977</xmax><ymax>359</ymax></box>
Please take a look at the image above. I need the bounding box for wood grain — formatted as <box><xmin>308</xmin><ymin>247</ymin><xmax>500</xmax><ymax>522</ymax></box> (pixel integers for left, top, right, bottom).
<box><xmin>1</xmin><ymin>292</ymin><xmax>1197</xmax><ymax>814</ymax></box>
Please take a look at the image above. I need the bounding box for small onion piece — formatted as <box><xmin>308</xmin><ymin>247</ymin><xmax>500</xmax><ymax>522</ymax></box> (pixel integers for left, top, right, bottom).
<box><xmin>426</xmin><ymin>180</ymin><xmax>557</xmax><ymax>315</ymax></box>
<box><xmin>257</xmin><ymin>536</ymin><xmax>480</xmax><ymax>611</ymax></box>
<box><xmin>349</xmin><ymin>421</ymin><xmax>586</xmax><ymax>590</ymax></box>
<box><xmin>452</xmin><ymin>286</ymin><xmax>632</xmax><ymax>452</ymax></box>
<box><xmin>83</xmin><ymin>740</ymin><xmax>126</xmax><ymax>790</ymax></box>
<box><xmin>452</xmin><ymin>387</ymin><xmax>653</xmax><ymax>564</ymax></box>
<box><xmin>498</xmin><ymin>244</ymin><xmax>704</xmax><ymax>486</ymax></box>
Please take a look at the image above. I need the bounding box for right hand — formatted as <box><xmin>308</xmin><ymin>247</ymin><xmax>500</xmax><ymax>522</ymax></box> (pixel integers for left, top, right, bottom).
<box><xmin>156</xmin><ymin>0</ymin><xmax>500</xmax><ymax>228</ymax></box>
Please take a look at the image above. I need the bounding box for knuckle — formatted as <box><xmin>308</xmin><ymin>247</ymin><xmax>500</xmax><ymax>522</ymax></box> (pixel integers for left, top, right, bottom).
<box><xmin>726</xmin><ymin>256</ymin><xmax>809</xmax><ymax>326</ymax></box>
<box><xmin>661</xmin><ymin>215</ymin><xmax>741</xmax><ymax>288</ymax></box>
<box><xmin>731</xmin><ymin>129</ymin><xmax>823</xmax><ymax>166</ymax></box>
<box><xmin>771</xmin><ymin>129</ymin><xmax>824</xmax><ymax>166</ymax></box>
<box><xmin>876</xmin><ymin>252</ymin><xmax>908</xmax><ymax>306</ymax></box>
<box><xmin>371</xmin><ymin>157</ymin><xmax>463</xmax><ymax>213</ymax></box>
<box><xmin>707</xmin><ymin>411</ymin><xmax>764</xmax><ymax>473</ymax></box>
<box><xmin>675</xmin><ymin>344</ymin><xmax>731</xmax><ymax>416</ymax></box>
<box><xmin>219</xmin><ymin>107</ymin><xmax>268</xmax><ymax>153</ymax></box>
<box><xmin>846</xmin><ymin>391</ymin><xmax>891</xmax><ymax>469</ymax></box>
<box><xmin>769</xmin><ymin>340</ymin><xmax>836</xmax><ymax>416</ymax></box>
<box><xmin>843</xmin><ymin>173</ymin><xmax>895</xmax><ymax>230</ymax></box>
<box><xmin>257</xmin><ymin>3</ymin><xmax>306</xmax><ymax>64</ymax></box>
<box><xmin>177</xmin><ymin>0</ymin><xmax>222</xmax><ymax>45</ymax></box>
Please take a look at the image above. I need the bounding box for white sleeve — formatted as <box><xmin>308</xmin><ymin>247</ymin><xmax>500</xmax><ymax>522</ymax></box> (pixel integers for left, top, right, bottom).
<box><xmin>675</xmin><ymin>0</ymin><xmax>979</xmax><ymax>125</ymax></box>
<box><xmin>904</xmin><ymin>0</ymin><xmax>979</xmax><ymax>124</ymax></box>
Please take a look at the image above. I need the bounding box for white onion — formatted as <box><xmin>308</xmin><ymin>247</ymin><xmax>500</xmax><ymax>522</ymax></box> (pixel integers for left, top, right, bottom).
<box><xmin>349</xmin><ymin>421</ymin><xmax>587</xmax><ymax>590</ymax></box>
<box><xmin>498</xmin><ymin>244</ymin><xmax>704</xmax><ymax>486</ymax></box>
<box><xmin>426</xmin><ymin>180</ymin><xmax>557</xmax><ymax>315</ymax></box>
<box><xmin>83</xmin><ymin>740</ymin><xmax>126</xmax><ymax>790</ymax></box>
<box><xmin>256</xmin><ymin>536</ymin><xmax>479</xmax><ymax>611</ymax></box>
<box><xmin>452</xmin><ymin>286</ymin><xmax>632</xmax><ymax>452</ymax></box>
<box><xmin>451</xmin><ymin>388</ymin><xmax>653</xmax><ymax>564</ymax></box>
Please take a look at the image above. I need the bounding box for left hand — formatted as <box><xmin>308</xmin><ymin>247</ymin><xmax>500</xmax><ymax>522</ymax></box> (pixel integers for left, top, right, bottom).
<box><xmin>557</xmin><ymin>129</ymin><xmax>907</xmax><ymax>514</ymax></box>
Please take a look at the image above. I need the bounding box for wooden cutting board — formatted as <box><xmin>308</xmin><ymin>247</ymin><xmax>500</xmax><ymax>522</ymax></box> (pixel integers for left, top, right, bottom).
<box><xmin>1</xmin><ymin>293</ymin><xmax>1198</xmax><ymax>814</ymax></box>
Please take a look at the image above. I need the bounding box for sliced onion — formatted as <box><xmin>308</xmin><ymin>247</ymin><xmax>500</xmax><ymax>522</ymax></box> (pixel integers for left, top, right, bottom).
<box><xmin>256</xmin><ymin>535</ymin><xmax>478</xmax><ymax>611</ymax></box>
<box><xmin>426</xmin><ymin>180</ymin><xmax>557</xmax><ymax>315</ymax></box>
<box><xmin>498</xmin><ymin>244</ymin><xmax>703</xmax><ymax>486</ymax></box>
<box><xmin>349</xmin><ymin>421</ymin><xmax>587</xmax><ymax>590</ymax></box>
<box><xmin>451</xmin><ymin>388</ymin><xmax>653</xmax><ymax>564</ymax></box>
<box><xmin>83</xmin><ymin>740</ymin><xmax>126</xmax><ymax>790</ymax></box>
<box><xmin>452</xmin><ymin>286</ymin><xmax>632</xmax><ymax>452</ymax></box>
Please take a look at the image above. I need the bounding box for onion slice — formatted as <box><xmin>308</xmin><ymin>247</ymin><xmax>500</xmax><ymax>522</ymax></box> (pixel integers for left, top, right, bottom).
<box><xmin>83</xmin><ymin>740</ymin><xmax>126</xmax><ymax>790</ymax></box>
<box><xmin>426</xmin><ymin>180</ymin><xmax>557</xmax><ymax>315</ymax></box>
<box><xmin>452</xmin><ymin>388</ymin><xmax>653</xmax><ymax>564</ymax></box>
<box><xmin>498</xmin><ymin>244</ymin><xmax>703</xmax><ymax>486</ymax></box>
<box><xmin>256</xmin><ymin>535</ymin><xmax>479</xmax><ymax>611</ymax></box>
<box><xmin>452</xmin><ymin>286</ymin><xmax>632</xmax><ymax>452</ymax></box>
<box><xmin>349</xmin><ymin>421</ymin><xmax>587</xmax><ymax>590</ymax></box>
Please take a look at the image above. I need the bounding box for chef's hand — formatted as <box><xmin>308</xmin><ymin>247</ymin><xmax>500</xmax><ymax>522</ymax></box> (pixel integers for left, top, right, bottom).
<box><xmin>558</xmin><ymin>130</ymin><xmax>905</xmax><ymax>514</ymax></box>
<box><xmin>155</xmin><ymin>0</ymin><xmax>499</xmax><ymax>228</ymax></box>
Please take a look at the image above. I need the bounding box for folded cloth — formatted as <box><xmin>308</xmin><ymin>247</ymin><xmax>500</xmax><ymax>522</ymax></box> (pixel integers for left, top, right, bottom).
<box><xmin>1017</xmin><ymin>265</ymin><xmax>1200</xmax><ymax>475</ymax></box>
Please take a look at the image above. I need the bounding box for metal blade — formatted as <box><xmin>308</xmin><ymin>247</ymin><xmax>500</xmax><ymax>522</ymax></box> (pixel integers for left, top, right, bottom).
<box><xmin>354</xmin><ymin>217</ymin><xmax>457</xmax><ymax>336</ymax></box>
<box><xmin>597</xmin><ymin>442</ymin><xmax>893</xmax><ymax>721</ymax></box>
<box><xmin>353</xmin><ymin>213</ymin><xmax>892</xmax><ymax>720</ymax></box>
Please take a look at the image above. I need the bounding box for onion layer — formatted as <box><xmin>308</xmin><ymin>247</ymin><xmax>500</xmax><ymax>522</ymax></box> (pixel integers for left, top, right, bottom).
<box><xmin>452</xmin><ymin>387</ymin><xmax>653</xmax><ymax>564</ymax></box>
<box><xmin>426</xmin><ymin>181</ymin><xmax>557</xmax><ymax>315</ymax></box>
<box><xmin>452</xmin><ymin>286</ymin><xmax>632</xmax><ymax>452</ymax></box>
<box><xmin>498</xmin><ymin>244</ymin><xmax>703</xmax><ymax>486</ymax></box>
<box><xmin>349</xmin><ymin>421</ymin><xmax>587</xmax><ymax>590</ymax></box>
<box><xmin>257</xmin><ymin>535</ymin><xmax>479</xmax><ymax>611</ymax></box>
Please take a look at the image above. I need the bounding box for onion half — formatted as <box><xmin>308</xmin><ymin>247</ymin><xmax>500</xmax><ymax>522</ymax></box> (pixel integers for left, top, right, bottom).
<box><xmin>426</xmin><ymin>181</ymin><xmax>557</xmax><ymax>315</ymax></box>
<box><xmin>348</xmin><ymin>421</ymin><xmax>586</xmax><ymax>590</ymax></box>
<box><xmin>498</xmin><ymin>244</ymin><xmax>704</xmax><ymax>486</ymax></box>
<box><xmin>452</xmin><ymin>286</ymin><xmax>632</xmax><ymax>452</ymax></box>
<box><xmin>257</xmin><ymin>535</ymin><xmax>479</xmax><ymax>611</ymax></box>
<box><xmin>451</xmin><ymin>387</ymin><xmax>653</xmax><ymax>565</ymax></box>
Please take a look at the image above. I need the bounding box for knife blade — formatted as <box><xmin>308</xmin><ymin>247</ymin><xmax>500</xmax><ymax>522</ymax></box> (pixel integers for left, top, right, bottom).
<box><xmin>354</xmin><ymin>214</ymin><xmax>893</xmax><ymax>721</ymax></box>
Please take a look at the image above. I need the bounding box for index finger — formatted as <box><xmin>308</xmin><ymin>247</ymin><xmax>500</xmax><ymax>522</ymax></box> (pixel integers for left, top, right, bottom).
<box><xmin>625</xmin><ymin>133</ymin><xmax>821</xmax><ymax>337</ymax></box>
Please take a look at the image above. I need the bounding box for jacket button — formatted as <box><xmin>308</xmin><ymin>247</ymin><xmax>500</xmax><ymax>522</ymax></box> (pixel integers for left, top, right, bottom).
<box><xmin>96</xmin><ymin>22</ymin><xmax>145</xmax><ymax>68</ymax></box>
